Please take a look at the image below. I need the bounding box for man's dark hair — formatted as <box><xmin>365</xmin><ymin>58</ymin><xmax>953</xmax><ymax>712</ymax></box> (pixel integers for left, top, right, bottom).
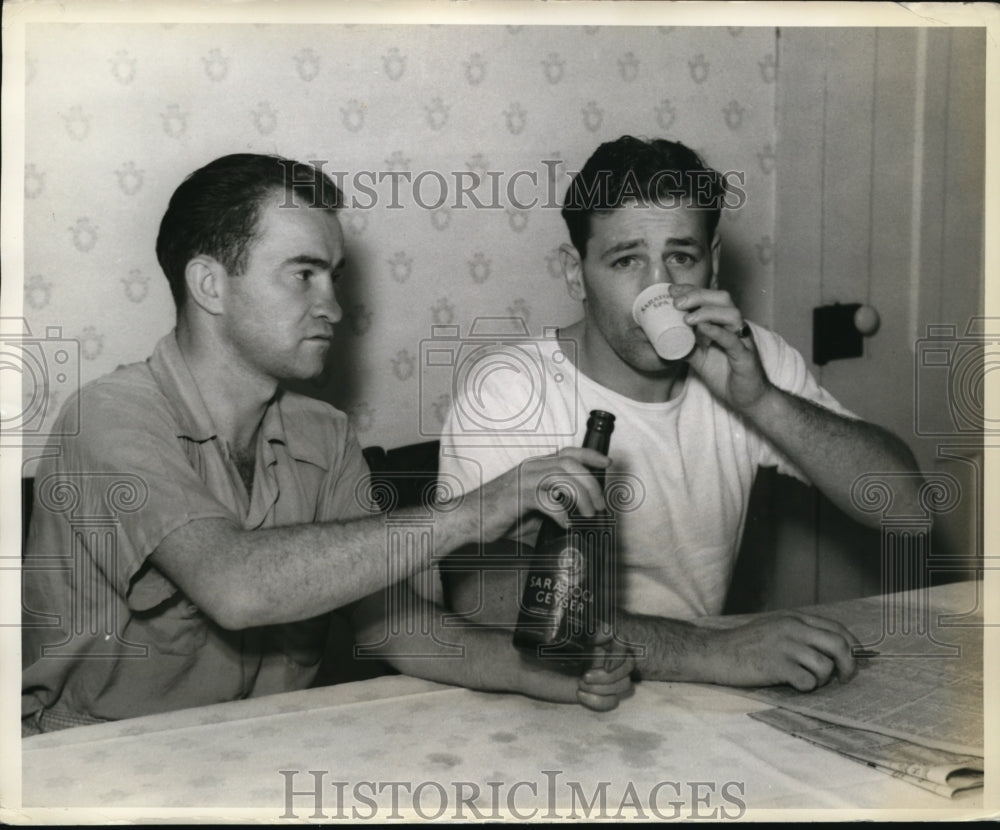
<box><xmin>156</xmin><ymin>154</ymin><xmax>343</xmax><ymax>309</ymax></box>
<box><xmin>561</xmin><ymin>136</ymin><xmax>727</xmax><ymax>257</ymax></box>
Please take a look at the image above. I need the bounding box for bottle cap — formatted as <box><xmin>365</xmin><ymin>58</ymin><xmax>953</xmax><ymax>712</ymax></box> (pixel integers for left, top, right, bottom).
<box><xmin>587</xmin><ymin>410</ymin><xmax>616</xmax><ymax>432</ymax></box>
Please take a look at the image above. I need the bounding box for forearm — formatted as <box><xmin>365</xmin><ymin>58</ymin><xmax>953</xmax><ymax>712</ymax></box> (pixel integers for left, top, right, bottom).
<box><xmin>152</xmin><ymin>502</ymin><xmax>488</xmax><ymax>629</ymax></box>
<box><xmin>443</xmin><ymin>553</ymin><xmax>832</xmax><ymax>687</ymax></box>
<box><xmin>615</xmin><ymin>608</ymin><xmax>860</xmax><ymax>691</ymax></box>
<box><xmin>351</xmin><ymin>589</ymin><xmax>579</xmax><ymax>703</ymax></box>
<box><xmin>613</xmin><ymin>611</ymin><xmax>716</xmax><ymax>683</ymax></box>
<box><xmin>391</xmin><ymin>630</ymin><xmax>578</xmax><ymax>702</ymax></box>
<box><xmin>742</xmin><ymin>386</ymin><xmax>923</xmax><ymax>526</ymax></box>
<box><xmin>152</xmin><ymin>447</ymin><xmax>611</xmax><ymax>630</ymax></box>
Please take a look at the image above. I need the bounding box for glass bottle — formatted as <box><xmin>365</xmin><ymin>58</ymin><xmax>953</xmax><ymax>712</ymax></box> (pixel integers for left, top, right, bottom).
<box><xmin>513</xmin><ymin>410</ymin><xmax>616</xmax><ymax>669</ymax></box>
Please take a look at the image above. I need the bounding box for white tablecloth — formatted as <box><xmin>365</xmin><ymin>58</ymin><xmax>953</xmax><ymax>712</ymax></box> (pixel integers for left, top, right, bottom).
<box><xmin>18</xmin><ymin>583</ymin><xmax>992</xmax><ymax>821</ymax></box>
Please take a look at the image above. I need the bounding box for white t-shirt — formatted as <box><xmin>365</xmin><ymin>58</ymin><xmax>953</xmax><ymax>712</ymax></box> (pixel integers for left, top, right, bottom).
<box><xmin>437</xmin><ymin>322</ymin><xmax>856</xmax><ymax>619</ymax></box>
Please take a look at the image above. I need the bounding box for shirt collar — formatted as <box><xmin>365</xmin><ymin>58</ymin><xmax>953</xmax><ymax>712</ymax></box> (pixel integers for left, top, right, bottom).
<box><xmin>149</xmin><ymin>331</ymin><xmax>333</xmax><ymax>470</ymax></box>
<box><xmin>266</xmin><ymin>391</ymin><xmax>334</xmax><ymax>471</ymax></box>
<box><xmin>148</xmin><ymin>330</ymin><xmax>219</xmax><ymax>442</ymax></box>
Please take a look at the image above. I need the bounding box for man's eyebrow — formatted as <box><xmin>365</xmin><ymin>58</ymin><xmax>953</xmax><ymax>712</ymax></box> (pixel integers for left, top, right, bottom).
<box><xmin>281</xmin><ymin>254</ymin><xmax>345</xmax><ymax>270</ymax></box>
<box><xmin>600</xmin><ymin>239</ymin><xmax>647</xmax><ymax>257</ymax></box>
<box><xmin>662</xmin><ymin>236</ymin><xmax>704</xmax><ymax>248</ymax></box>
<box><xmin>600</xmin><ymin>236</ymin><xmax>703</xmax><ymax>257</ymax></box>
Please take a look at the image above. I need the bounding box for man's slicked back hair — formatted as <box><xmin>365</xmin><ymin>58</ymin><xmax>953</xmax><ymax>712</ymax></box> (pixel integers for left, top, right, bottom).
<box><xmin>156</xmin><ymin>154</ymin><xmax>343</xmax><ymax>309</ymax></box>
<box><xmin>561</xmin><ymin>136</ymin><xmax>727</xmax><ymax>257</ymax></box>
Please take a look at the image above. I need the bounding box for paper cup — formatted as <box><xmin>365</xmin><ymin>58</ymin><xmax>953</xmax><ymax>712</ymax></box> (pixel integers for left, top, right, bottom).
<box><xmin>632</xmin><ymin>284</ymin><xmax>696</xmax><ymax>360</ymax></box>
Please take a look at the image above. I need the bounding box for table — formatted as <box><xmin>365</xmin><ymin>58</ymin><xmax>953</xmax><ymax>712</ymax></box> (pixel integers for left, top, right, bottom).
<box><xmin>17</xmin><ymin>582</ymin><xmax>993</xmax><ymax>821</ymax></box>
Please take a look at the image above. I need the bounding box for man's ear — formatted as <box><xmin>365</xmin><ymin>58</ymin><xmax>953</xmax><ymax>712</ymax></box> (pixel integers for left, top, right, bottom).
<box><xmin>184</xmin><ymin>256</ymin><xmax>227</xmax><ymax>316</ymax></box>
<box><xmin>559</xmin><ymin>242</ymin><xmax>587</xmax><ymax>302</ymax></box>
<box><xmin>709</xmin><ymin>231</ymin><xmax>721</xmax><ymax>290</ymax></box>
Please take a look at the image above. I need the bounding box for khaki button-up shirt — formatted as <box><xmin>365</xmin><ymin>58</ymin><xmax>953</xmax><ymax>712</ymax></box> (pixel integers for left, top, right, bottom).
<box><xmin>23</xmin><ymin>332</ymin><xmax>373</xmax><ymax>725</ymax></box>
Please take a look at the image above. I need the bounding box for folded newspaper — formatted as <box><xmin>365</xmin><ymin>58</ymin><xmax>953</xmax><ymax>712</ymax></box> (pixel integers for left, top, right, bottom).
<box><xmin>724</xmin><ymin>581</ymin><xmax>985</xmax><ymax>798</ymax></box>
<box><xmin>750</xmin><ymin>708</ymin><xmax>983</xmax><ymax>798</ymax></box>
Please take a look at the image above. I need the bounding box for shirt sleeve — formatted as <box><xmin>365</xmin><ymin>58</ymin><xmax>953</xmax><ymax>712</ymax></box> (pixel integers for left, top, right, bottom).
<box><xmin>751</xmin><ymin>324</ymin><xmax>860</xmax><ymax>483</ymax></box>
<box><xmin>315</xmin><ymin>420</ymin><xmax>376</xmax><ymax>523</ymax></box>
<box><xmin>49</xmin><ymin>381</ymin><xmax>236</xmax><ymax>612</ymax></box>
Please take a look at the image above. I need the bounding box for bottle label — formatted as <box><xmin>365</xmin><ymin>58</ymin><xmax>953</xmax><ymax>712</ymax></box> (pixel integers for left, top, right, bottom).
<box><xmin>526</xmin><ymin>547</ymin><xmax>593</xmax><ymax>616</ymax></box>
<box><xmin>514</xmin><ymin>531</ymin><xmax>602</xmax><ymax>657</ymax></box>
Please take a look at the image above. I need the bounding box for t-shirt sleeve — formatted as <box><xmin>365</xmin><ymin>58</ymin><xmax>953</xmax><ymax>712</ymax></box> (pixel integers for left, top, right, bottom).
<box><xmin>437</xmin><ymin>357</ymin><xmax>567</xmax><ymax>548</ymax></box>
<box><xmin>437</xmin><ymin>360</ymin><xmax>566</xmax><ymax>497</ymax></box>
<box><xmin>438</xmin><ymin>424</ymin><xmax>544</xmax><ymax>497</ymax></box>
<box><xmin>48</xmin><ymin>383</ymin><xmax>236</xmax><ymax>611</ymax></box>
<box><xmin>751</xmin><ymin>324</ymin><xmax>860</xmax><ymax>483</ymax></box>
<box><xmin>431</xmin><ymin>381</ymin><xmax>550</xmax><ymax>604</ymax></box>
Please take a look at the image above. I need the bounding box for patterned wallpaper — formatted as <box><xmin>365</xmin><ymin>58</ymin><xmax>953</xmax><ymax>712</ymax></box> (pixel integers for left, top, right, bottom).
<box><xmin>22</xmin><ymin>23</ymin><xmax>779</xmax><ymax>462</ymax></box>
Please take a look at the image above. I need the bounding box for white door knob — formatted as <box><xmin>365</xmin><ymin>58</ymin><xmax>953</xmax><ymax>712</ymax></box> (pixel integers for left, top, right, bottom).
<box><xmin>853</xmin><ymin>304</ymin><xmax>880</xmax><ymax>336</ymax></box>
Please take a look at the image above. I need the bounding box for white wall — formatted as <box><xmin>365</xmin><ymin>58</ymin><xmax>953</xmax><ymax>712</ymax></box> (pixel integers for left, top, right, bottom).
<box><xmin>20</xmin><ymin>23</ymin><xmax>779</xmax><ymax>472</ymax></box>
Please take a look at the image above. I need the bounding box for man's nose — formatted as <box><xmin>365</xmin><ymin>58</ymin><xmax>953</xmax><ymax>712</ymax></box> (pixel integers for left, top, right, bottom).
<box><xmin>646</xmin><ymin>258</ymin><xmax>670</xmax><ymax>287</ymax></box>
<box><xmin>313</xmin><ymin>275</ymin><xmax>343</xmax><ymax>323</ymax></box>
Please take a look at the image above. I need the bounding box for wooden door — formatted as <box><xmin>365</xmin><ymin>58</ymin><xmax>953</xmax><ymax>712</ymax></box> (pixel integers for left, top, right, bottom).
<box><xmin>751</xmin><ymin>27</ymin><xmax>986</xmax><ymax>611</ymax></box>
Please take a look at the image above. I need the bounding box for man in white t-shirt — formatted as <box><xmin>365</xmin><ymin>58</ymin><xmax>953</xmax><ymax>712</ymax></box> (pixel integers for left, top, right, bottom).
<box><xmin>438</xmin><ymin>136</ymin><xmax>923</xmax><ymax>692</ymax></box>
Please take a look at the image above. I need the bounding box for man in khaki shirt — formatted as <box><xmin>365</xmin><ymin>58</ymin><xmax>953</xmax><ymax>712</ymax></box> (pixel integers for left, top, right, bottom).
<box><xmin>22</xmin><ymin>154</ymin><xmax>633</xmax><ymax>733</ymax></box>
